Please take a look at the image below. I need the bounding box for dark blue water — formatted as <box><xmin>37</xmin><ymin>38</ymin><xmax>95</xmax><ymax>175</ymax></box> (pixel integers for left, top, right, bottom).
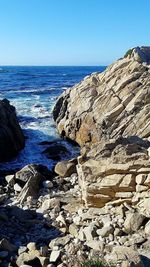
<box><xmin>0</xmin><ymin>66</ymin><xmax>105</xmax><ymax>171</ymax></box>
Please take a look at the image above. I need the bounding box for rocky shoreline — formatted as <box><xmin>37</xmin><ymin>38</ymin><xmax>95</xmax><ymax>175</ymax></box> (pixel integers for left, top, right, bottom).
<box><xmin>0</xmin><ymin>46</ymin><xmax>150</xmax><ymax>267</ymax></box>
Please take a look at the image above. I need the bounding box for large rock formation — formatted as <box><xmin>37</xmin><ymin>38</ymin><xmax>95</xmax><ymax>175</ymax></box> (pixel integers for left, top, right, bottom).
<box><xmin>53</xmin><ymin>46</ymin><xmax>150</xmax><ymax>146</ymax></box>
<box><xmin>0</xmin><ymin>99</ymin><xmax>25</xmax><ymax>161</ymax></box>
<box><xmin>53</xmin><ymin>46</ymin><xmax>150</xmax><ymax>208</ymax></box>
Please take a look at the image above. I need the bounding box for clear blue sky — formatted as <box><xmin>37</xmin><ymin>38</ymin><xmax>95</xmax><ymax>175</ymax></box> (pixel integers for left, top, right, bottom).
<box><xmin>0</xmin><ymin>0</ymin><xmax>150</xmax><ymax>66</ymax></box>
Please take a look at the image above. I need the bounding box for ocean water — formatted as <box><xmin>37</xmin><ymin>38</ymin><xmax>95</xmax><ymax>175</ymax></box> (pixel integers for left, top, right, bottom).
<box><xmin>0</xmin><ymin>66</ymin><xmax>105</xmax><ymax>172</ymax></box>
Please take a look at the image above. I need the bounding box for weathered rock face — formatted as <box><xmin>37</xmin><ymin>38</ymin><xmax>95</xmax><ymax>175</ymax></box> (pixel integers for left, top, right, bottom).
<box><xmin>53</xmin><ymin>46</ymin><xmax>150</xmax><ymax>146</ymax></box>
<box><xmin>77</xmin><ymin>137</ymin><xmax>150</xmax><ymax>207</ymax></box>
<box><xmin>53</xmin><ymin>46</ymin><xmax>150</xmax><ymax>208</ymax></box>
<box><xmin>0</xmin><ymin>98</ymin><xmax>25</xmax><ymax>161</ymax></box>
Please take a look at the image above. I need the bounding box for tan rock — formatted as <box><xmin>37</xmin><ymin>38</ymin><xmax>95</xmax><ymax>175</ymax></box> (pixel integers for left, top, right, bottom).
<box><xmin>49</xmin><ymin>236</ymin><xmax>71</xmax><ymax>249</ymax></box>
<box><xmin>137</xmin><ymin>198</ymin><xmax>150</xmax><ymax>217</ymax></box>
<box><xmin>68</xmin><ymin>224</ymin><xmax>79</xmax><ymax>238</ymax></box>
<box><xmin>83</xmin><ymin>224</ymin><xmax>97</xmax><ymax>241</ymax></box>
<box><xmin>97</xmin><ymin>225</ymin><xmax>114</xmax><ymax>237</ymax></box>
<box><xmin>105</xmin><ymin>246</ymin><xmax>144</xmax><ymax>267</ymax></box>
<box><xmin>86</xmin><ymin>240</ymin><xmax>104</xmax><ymax>251</ymax></box>
<box><xmin>124</xmin><ymin>212</ymin><xmax>145</xmax><ymax>233</ymax></box>
<box><xmin>55</xmin><ymin>158</ymin><xmax>77</xmax><ymax>177</ymax></box>
<box><xmin>40</xmin><ymin>198</ymin><xmax>60</xmax><ymax>213</ymax></box>
<box><xmin>53</xmin><ymin>47</ymin><xmax>150</xmax><ymax>145</ymax></box>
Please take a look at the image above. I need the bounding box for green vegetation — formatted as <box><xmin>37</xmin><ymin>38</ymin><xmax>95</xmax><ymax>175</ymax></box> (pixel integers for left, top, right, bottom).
<box><xmin>124</xmin><ymin>48</ymin><xmax>134</xmax><ymax>58</ymax></box>
<box><xmin>80</xmin><ymin>259</ymin><xmax>115</xmax><ymax>267</ymax></box>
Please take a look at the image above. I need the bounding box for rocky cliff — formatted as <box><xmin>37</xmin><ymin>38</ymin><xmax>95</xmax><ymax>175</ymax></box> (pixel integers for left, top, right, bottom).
<box><xmin>0</xmin><ymin>99</ymin><xmax>25</xmax><ymax>161</ymax></box>
<box><xmin>53</xmin><ymin>46</ymin><xmax>150</xmax><ymax>208</ymax></box>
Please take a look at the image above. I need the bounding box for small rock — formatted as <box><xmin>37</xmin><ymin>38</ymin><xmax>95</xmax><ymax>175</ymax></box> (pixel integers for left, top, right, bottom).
<box><xmin>56</xmin><ymin>214</ymin><xmax>66</xmax><ymax>226</ymax></box>
<box><xmin>78</xmin><ymin>228</ymin><xmax>85</xmax><ymax>241</ymax></box>
<box><xmin>40</xmin><ymin>198</ymin><xmax>60</xmax><ymax>213</ymax></box>
<box><xmin>5</xmin><ymin>174</ymin><xmax>15</xmax><ymax>186</ymax></box>
<box><xmin>83</xmin><ymin>223</ymin><xmax>97</xmax><ymax>241</ymax></box>
<box><xmin>86</xmin><ymin>240</ymin><xmax>104</xmax><ymax>251</ymax></box>
<box><xmin>114</xmin><ymin>228</ymin><xmax>123</xmax><ymax>237</ymax></box>
<box><xmin>49</xmin><ymin>235</ymin><xmax>71</xmax><ymax>249</ymax></box>
<box><xmin>124</xmin><ymin>211</ymin><xmax>145</xmax><ymax>233</ymax></box>
<box><xmin>97</xmin><ymin>225</ymin><xmax>114</xmax><ymax>238</ymax></box>
<box><xmin>69</xmin><ymin>223</ymin><xmax>79</xmax><ymax>238</ymax></box>
<box><xmin>50</xmin><ymin>250</ymin><xmax>61</xmax><ymax>262</ymax></box>
<box><xmin>14</xmin><ymin>183</ymin><xmax>22</xmax><ymax>192</ymax></box>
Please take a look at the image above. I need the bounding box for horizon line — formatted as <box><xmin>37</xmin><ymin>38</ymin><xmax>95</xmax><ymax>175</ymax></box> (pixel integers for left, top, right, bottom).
<box><xmin>0</xmin><ymin>64</ymin><xmax>107</xmax><ymax>67</ymax></box>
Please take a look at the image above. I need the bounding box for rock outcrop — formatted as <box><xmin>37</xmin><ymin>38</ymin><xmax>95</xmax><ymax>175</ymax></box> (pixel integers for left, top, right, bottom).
<box><xmin>77</xmin><ymin>136</ymin><xmax>150</xmax><ymax>207</ymax></box>
<box><xmin>0</xmin><ymin>99</ymin><xmax>25</xmax><ymax>161</ymax></box>
<box><xmin>53</xmin><ymin>46</ymin><xmax>150</xmax><ymax>145</ymax></box>
<box><xmin>53</xmin><ymin>46</ymin><xmax>150</xmax><ymax>208</ymax></box>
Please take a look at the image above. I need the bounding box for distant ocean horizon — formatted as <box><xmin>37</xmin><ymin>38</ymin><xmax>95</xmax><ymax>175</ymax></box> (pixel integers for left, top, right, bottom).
<box><xmin>0</xmin><ymin>66</ymin><xmax>106</xmax><ymax>171</ymax></box>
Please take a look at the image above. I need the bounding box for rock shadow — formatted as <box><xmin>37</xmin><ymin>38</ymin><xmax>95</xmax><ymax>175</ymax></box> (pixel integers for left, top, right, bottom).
<box><xmin>0</xmin><ymin>204</ymin><xmax>62</xmax><ymax>267</ymax></box>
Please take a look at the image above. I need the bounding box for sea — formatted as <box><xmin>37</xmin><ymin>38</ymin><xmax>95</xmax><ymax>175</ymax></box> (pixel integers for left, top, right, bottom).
<box><xmin>0</xmin><ymin>66</ymin><xmax>105</xmax><ymax>172</ymax></box>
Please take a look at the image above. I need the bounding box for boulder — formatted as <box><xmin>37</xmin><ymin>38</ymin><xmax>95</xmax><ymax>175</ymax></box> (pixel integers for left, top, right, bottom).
<box><xmin>55</xmin><ymin>158</ymin><xmax>77</xmax><ymax>177</ymax></box>
<box><xmin>16</xmin><ymin>165</ymin><xmax>45</xmax><ymax>203</ymax></box>
<box><xmin>0</xmin><ymin>98</ymin><xmax>24</xmax><ymax>161</ymax></box>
